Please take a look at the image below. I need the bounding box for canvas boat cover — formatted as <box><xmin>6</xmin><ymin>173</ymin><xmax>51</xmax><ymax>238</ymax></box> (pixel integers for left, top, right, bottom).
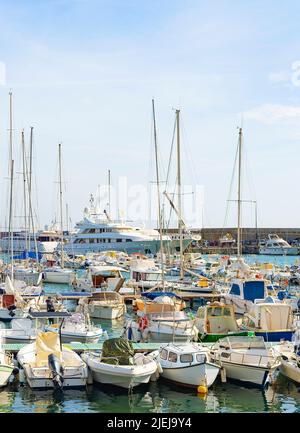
<box><xmin>101</xmin><ymin>337</ymin><xmax>134</xmax><ymax>366</ymax></box>
<box><xmin>35</xmin><ymin>332</ymin><xmax>62</xmax><ymax>367</ymax></box>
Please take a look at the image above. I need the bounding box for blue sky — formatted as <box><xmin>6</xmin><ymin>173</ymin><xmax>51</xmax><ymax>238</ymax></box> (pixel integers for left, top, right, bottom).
<box><xmin>0</xmin><ymin>0</ymin><xmax>300</xmax><ymax>230</ymax></box>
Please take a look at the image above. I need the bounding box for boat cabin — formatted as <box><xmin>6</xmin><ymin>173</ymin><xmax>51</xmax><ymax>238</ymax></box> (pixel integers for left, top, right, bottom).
<box><xmin>195</xmin><ymin>303</ymin><xmax>239</xmax><ymax>335</ymax></box>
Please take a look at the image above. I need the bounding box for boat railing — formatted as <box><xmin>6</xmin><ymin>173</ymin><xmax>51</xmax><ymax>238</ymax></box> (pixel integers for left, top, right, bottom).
<box><xmin>225</xmin><ymin>351</ymin><xmax>278</xmax><ymax>367</ymax></box>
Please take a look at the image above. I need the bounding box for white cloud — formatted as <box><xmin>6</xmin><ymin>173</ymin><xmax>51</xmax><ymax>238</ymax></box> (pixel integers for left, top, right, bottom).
<box><xmin>243</xmin><ymin>103</ymin><xmax>300</xmax><ymax>124</ymax></box>
<box><xmin>268</xmin><ymin>71</ymin><xmax>290</xmax><ymax>83</ymax></box>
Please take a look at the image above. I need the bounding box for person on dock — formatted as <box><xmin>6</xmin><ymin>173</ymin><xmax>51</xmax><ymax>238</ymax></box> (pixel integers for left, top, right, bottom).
<box><xmin>46</xmin><ymin>297</ymin><xmax>55</xmax><ymax>324</ymax></box>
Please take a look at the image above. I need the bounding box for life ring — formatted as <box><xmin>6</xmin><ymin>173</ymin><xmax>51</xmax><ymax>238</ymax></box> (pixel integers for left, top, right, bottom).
<box><xmin>138</xmin><ymin>316</ymin><xmax>149</xmax><ymax>331</ymax></box>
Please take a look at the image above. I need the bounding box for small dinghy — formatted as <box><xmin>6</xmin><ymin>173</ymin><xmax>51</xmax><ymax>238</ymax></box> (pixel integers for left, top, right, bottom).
<box><xmin>158</xmin><ymin>343</ymin><xmax>220</xmax><ymax>389</ymax></box>
<box><xmin>17</xmin><ymin>331</ymin><xmax>88</xmax><ymax>389</ymax></box>
<box><xmin>81</xmin><ymin>337</ymin><xmax>160</xmax><ymax>389</ymax></box>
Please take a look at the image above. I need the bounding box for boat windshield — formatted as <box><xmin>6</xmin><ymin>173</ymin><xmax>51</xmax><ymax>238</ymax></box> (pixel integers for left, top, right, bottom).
<box><xmin>220</xmin><ymin>336</ymin><xmax>266</xmax><ymax>350</ymax></box>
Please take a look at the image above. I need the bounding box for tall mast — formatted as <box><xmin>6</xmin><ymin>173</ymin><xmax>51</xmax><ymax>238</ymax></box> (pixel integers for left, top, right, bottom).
<box><xmin>8</xmin><ymin>91</ymin><xmax>13</xmax><ymax>235</ymax></box>
<box><xmin>152</xmin><ymin>99</ymin><xmax>165</xmax><ymax>290</ymax></box>
<box><xmin>176</xmin><ymin>109</ymin><xmax>184</xmax><ymax>279</ymax></box>
<box><xmin>9</xmin><ymin>160</ymin><xmax>14</xmax><ymax>281</ymax></box>
<box><xmin>27</xmin><ymin>127</ymin><xmax>33</xmax><ymax>247</ymax></box>
<box><xmin>21</xmin><ymin>130</ymin><xmax>28</xmax><ymax>257</ymax></box>
<box><xmin>237</xmin><ymin>127</ymin><xmax>243</xmax><ymax>257</ymax></box>
<box><xmin>58</xmin><ymin>143</ymin><xmax>64</xmax><ymax>268</ymax></box>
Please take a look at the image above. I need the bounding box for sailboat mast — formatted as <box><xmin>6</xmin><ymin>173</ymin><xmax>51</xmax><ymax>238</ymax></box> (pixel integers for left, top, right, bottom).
<box><xmin>21</xmin><ymin>130</ymin><xmax>28</xmax><ymax>256</ymax></box>
<box><xmin>152</xmin><ymin>99</ymin><xmax>165</xmax><ymax>290</ymax></box>
<box><xmin>237</xmin><ymin>127</ymin><xmax>243</xmax><ymax>257</ymax></box>
<box><xmin>176</xmin><ymin>109</ymin><xmax>184</xmax><ymax>279</ymax></box>
<box><xmin>9</xmin><ymin>160</ymin><xmax>14</xmax><ymax>281</ymax></box>
<box><xmin>58</xmin><ymin>143</ymin><xmax>64</xmax><ymax>268</ymax></box>
<box><xmin>8</xmin><ymin>91</ymin><xmax>13</xmax><ymax>235</ymax></box>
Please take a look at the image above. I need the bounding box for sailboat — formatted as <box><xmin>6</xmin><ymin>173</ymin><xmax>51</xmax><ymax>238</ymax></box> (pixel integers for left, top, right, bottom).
<box><xmin>43</xmin><ymin>143</ymin><xmax>75</xmax><ymax>284</ymax></box>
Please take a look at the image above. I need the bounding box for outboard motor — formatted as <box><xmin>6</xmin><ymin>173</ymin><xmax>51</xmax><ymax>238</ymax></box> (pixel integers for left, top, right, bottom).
<box><xmin>7</xmin><ymin>304</ymin><xmax>16</xmax><ymax>317</ymax></box>
<box><xmin>48</xmin><ymin>353</ymin><xmax>64</xmax><ymax>390</ymax></box>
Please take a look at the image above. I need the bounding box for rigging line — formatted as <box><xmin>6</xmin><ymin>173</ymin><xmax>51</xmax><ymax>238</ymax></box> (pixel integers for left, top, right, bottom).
<box><xmin>221</xmin><ymin>135</ymin><xmax>239</xmax><ymax>238</ymax></box>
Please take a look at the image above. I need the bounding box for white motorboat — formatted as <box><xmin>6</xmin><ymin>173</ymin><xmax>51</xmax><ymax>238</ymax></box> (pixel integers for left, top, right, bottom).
<box><xmin>42</xmin><ymin>266</ymin><xmax>76</xmax><ymax>284</ymax></box>
<box><xmin>81</xmin><ymin>337</ymin><xmax>160</xmax><ymax>389</ymax></box>
<box><xmin>210</xmin><ymin>336</ymin><xmax>281</xmax><ymax>388</ymax></box>
<box><xmin>273</xmin><ymin>340</ymin><xmax>300</xmax><ymax>384</ymax></box>
<box><xmin>73</xmin><ymin>265</ymin><xmax>126</xmax><ymax>292</ymax></box>
<box><xmin>46</xmin><ymin>312</ymin><xmax>103</xmax><ymax>344</ymax></box>
<box><xmin>158</xmin><ymin>343</ymin><xmax>220</xmax><ymax>388</ymax></box>
<box><xmin>0</xmin><ymin>318</ymin><xmax>36</xmax><ymax>344</ymax></box>
<box><xmin>224</xmin><ymin>278</ymin><xmax>268</xmax><ymax>315</ymax></box>
<box><xmin>17</xmin><ymin>331</ymin><xmax>88</xmax><ymax>389</ymax></box>
<box><xmin>259</xmin><ymin>234</ymin><xmax>299</xmax><ymax>256</ymax></box>
<box><xmin>126</xmin><ymin>310</ymin><xmax>198</xmax><ymax>343</ymax></box>
<box><xmin>84</xmin><ymin>291</ymin><xmax>126</xmax><ymax>320</ymax></box>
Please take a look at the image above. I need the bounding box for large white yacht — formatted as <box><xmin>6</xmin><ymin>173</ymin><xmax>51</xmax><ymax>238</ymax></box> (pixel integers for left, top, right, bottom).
<box><xmin>259</xmin><ymin>234</ymin><xmax>299</xmax><ymax>256</ymax></box>
<box><xmin>60</xmin><ymin>195</ymin><xmax>191</xmax><ymax>256</ymax></box>
<box><xmin>0</xmin><ymin>227</ymin><xmax>61</xmax><ymax>255</ymax></box>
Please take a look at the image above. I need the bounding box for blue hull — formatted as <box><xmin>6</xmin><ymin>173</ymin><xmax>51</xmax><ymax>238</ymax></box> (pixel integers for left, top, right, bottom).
<box><xmin>255</xmin><ymin>330</ymin><xmax>294</xmax><ymax>342</ymax></box>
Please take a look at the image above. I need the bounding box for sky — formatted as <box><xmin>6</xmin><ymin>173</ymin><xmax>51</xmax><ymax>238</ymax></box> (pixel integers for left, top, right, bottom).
<box><xmin>0</xmin><ymin>0</ymin><xmax>300</xmax><ymax>231</ymax></box>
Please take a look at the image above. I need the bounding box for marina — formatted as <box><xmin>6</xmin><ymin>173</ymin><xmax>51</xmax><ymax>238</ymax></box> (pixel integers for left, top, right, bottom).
<box><xmin>0</xmin><ymin>0</ymin><xmax>300</xmax><ymax>420</ymax></box>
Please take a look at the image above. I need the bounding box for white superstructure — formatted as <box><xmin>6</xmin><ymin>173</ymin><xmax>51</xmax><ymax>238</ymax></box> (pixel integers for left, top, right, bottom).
<box><xmin>259</xmin><ymin>234</ymin><xmax>299</xmax><ymax>255</ymax></box>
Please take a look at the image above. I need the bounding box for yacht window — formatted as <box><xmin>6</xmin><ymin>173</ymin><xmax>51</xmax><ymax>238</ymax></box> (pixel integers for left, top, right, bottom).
<box><xmin>160</xmin><ymin>349</ymin><xmax>168</xmax><ymax>360</ymax></box>
<box><xmin>196</xmin><ymin>354</ymin><xmax>206</xmax><ymax>363</ymax></box>
<box><xmin>180</xmin><ymin>354</ymin><xmax>193</xmax><ymax>363</ymax></box>
<box><xmin>168</xmin><ymin>352</ymin><xmax>178</xmax><ymax>363</ymax></box>
<box><xmin>89</xmin><ymin>229</ymin><xmax>95</xmax><ymax>233</ymax></box>
<box><xmin>126</xmin><ymin>239</ymin><xmax>132</xmax><ymax>242</ymax></box>
<box><xmin>108</xmin><ymin>239</ymin><xmax>111</xmax><ymax>243</ymax></box>
<box><xmin>89</xmin><ymin>239</ymin><xmax>94</xmax><ymax>244</ymax></box>
<box><xmin>117</xmin><ymin>239</ymin><xmax>122</xmax><ymax>242</ymax></box>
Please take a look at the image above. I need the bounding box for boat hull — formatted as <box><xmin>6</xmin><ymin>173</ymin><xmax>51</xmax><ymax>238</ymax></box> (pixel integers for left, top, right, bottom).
<box><xmin>88</xmin><ymin>304</ymin><xmax>126</xmax><ymax>320</ymax></box>
<box><xmin>161</xmin><ymin>362</ymin><xmax>219</xmax><ymax>388</ymax></box>
<box><xmin>0</xmin><ymin>364</ymin><xmax>14</xmax><ymax>387</ymax></box>
<box><xmin>219</xmin><ymin>361</ymin><xmax>275</xmax><ymax>388</ymax></box>
<box><xmin>279</xmin><ymin>360</ymin><xmax>300</xmax><ymax>383</ymax></box>
<box><xmin>43</xmin><ymin>271</ymin><xmax>75</xmax><ymax>284</ymax></box>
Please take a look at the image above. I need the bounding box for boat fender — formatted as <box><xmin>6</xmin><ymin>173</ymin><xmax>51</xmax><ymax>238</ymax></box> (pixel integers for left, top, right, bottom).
<box><xmin>197</xmin><ymin>385</ymin><xmax>207</xmax><ymax>394</ymax></box>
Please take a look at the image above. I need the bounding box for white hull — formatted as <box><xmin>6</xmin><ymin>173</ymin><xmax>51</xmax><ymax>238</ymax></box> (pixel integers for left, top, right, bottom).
<box><xmin>259</xmin><ymin>247</ymin><xmax>299</xmax><ymax>255</ymax></box>
<box><xmin>161</xmin><ymin>362</ymin><xmax>219</xmax><ymax>388</ymax></box>
<box><xmin>279</xmin><ymin>360</ymin><xmax>300</xmax><ymax>383</ymax></box>
<box><xmin>43</xmin><ymin>271</ymin><xmax>75</xmax><ymax>284</ymax></box>
<box><xmin>82</xmin><ymin>354</ymin><xmax>158</xmax><ymax>389</ymax></box>
<box><xmin>220</xmin><ymin>361</ymin><xmax>274</xmax><ymax>387</ymax></box>
<box><xmin>0</xmin><ymin>364</ymin><xmax>14</xmax><ymax>387</ymax></box>
<box><xmin>22</xmin><ymin>368</ymin><xmax>87</xmax><ymax>389</ymax></box>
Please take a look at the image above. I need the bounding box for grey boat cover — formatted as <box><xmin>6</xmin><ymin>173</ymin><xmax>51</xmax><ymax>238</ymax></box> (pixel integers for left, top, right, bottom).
<box><xmin>101</xmin><ymin>337</ymin><xmax>134</xmax><ymax>365</ymax></box>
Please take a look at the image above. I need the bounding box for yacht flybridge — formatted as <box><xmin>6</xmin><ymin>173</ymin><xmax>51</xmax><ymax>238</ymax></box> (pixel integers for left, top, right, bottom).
<box><xmin>59</xmin><ymin>195</ymin><xmax>191</xmax><ymax>256</ymax></box>
<box><xmin>259</xmin><ymin>234</ymin><xmax>299</xmax><ymax>256</ymax></box>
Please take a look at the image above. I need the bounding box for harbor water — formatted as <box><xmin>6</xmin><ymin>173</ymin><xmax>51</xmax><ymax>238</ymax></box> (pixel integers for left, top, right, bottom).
<box><xmin>1</xmin><ymin>254</ymin><xmax>300</xmax><ymax>413</ymax></box>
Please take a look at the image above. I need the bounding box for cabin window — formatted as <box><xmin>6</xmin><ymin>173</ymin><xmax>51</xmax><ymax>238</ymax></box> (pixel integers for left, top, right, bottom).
<box><xmin>230</xmin><ymin>284</ymin><xmax>240</xmax><ymax>296</ymax></box>
<box><xmin>117</xmin><ymin>239</ymin><xmax>122</xmax><ymax>242</ymax></box>
<box><xmin>168</xmin><ymin>352</ymin><xmax>178</xmax><ymax>363</ymax></box>
<box><xmin>89</xmin><ymin>239</ymin><xmax>94</xmax><ymax>243</ymax></box>
<box><xmin>160</xmin><ymin>349</ymin><xmax>168</xmax><ymax>360</ymax></box>
<box><xmin>223</xmin><ymin>308</ymin><xmax>231</xmax><ymax>317</ymax></box>
<box><xmin>126</xmin><ymin>239</ymin><xmax>132</xmax><ymax>242</ymax></box>
<box><xmin>221</xmin><ymin>352</ymin><xmax>231</xmax><ymax>359</ymax></box>
<box><xmin>180</xmin><ymin>354</ymin><xmax>193</xmax><ymax>363</ymax></box>
<box><xmin>210</xmin><ymin>307</ymin><xmax>223</xmax><ymax>317</ymax></box>
<box><xmin>196</xmin><ymin>354</ymin><xmax>206</xmax><ymax>363</ymax></box>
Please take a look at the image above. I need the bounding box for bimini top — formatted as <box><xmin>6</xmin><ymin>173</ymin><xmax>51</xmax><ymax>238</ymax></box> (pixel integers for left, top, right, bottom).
<box><xmin>28</xmin><ymin>311</ymin><xmax>72</xmax><ymax>319</ymax></box>
<box><xmin>141</xmin><ymin>292</ymin><xmax>182</xmax><ymax>300</ymax></box>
